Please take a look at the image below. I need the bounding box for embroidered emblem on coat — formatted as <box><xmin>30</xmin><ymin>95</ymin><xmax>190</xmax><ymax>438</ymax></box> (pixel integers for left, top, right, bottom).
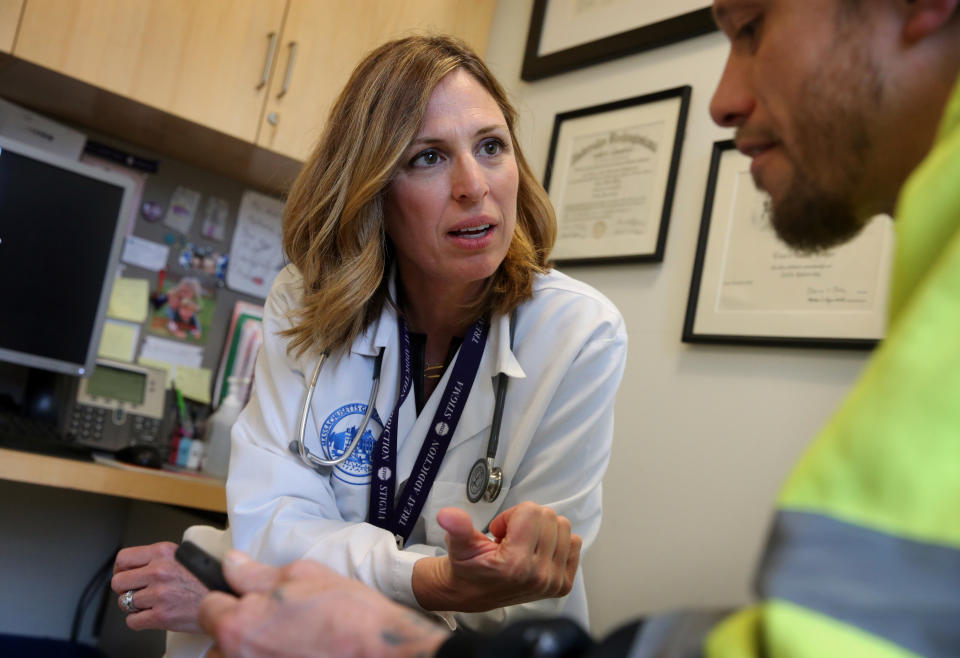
<box><xmin>318</xmin><ymin>403</ymin><xmax>383</xmax><ymax>485</ymax></box>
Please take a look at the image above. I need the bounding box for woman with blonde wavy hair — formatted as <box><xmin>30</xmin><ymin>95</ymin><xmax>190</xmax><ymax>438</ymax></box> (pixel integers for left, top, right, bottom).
<box><xmin>112</xmin><ymin>34</ymin><xmax>626</xmax><ymax>641</ymax></box>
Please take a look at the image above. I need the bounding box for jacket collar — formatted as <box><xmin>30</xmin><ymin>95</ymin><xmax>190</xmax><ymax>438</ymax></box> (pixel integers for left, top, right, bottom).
<box><xmin>355</xmin><ymin>270</ymin><xmax>528</xmax><ymax>462</ymax></box>
<box><xmin>351</xmin><ymin>272</ymin><xmax>400</xmax><ymax>358</ymax></box>
<box><xmin>889</xmin><ymin>72</ymin><xmax>960</xmax><ymax>321</ymax></box>
<box><xmin>438</xmin><ymin>309</ymin><xmax>525</xmax><ymax>456</ymax></box>
<box><xmin>488</xmin><ymin>310</ymin><xmax>525</xmax><ymax>380</ymax></box>
<box><xmin>351</xmin><ymin>270</ymin><xmax>527</xmax><ymax>381</ymax></box>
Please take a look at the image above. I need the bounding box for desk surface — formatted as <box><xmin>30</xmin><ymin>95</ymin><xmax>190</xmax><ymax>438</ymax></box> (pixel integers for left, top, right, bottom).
<box><xmin>0</xmin><ymin>448</ymin><xmax>226</xmax><ymax>512</ymax></box>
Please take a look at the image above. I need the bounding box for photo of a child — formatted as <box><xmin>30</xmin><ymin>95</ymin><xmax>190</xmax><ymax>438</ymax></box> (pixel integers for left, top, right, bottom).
<box><xmin>149</xmin><ymin>277</ymin><xmax>215</xmax><ymax>344</ymax></box>
<box><xmin>168</xmin><ymin>296</ymin><xmax>202</xmax><ymax>340</ymax></box>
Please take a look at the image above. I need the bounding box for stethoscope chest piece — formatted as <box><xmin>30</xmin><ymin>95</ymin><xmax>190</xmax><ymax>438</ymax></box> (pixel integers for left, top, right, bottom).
<box><xmin>467</xmin><ymin>457</ymin><xmax>502</xmax><ymax>503</ymax></box>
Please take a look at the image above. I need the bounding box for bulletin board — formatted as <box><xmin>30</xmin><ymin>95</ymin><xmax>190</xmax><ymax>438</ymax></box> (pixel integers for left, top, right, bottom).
<box><xmin>92</xmin><ymin>132</ymin><xmax>285</xmax><ymax>404</ymax></box>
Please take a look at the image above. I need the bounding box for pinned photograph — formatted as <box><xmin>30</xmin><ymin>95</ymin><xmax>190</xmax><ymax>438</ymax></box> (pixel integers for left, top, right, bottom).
<box><xmin>163</xmin><ymin>185</ymin><xmax>202</xmax><ymax>234</ymax></box>
<box><xmin>148</xmin><ymin>276</ymin><xmax>216</xmax><ymax>345</ymax></box>
<box><xmin>200</xmin><ymin>196</ymin><xmax>230</xmax><ymax>242</ymax></box>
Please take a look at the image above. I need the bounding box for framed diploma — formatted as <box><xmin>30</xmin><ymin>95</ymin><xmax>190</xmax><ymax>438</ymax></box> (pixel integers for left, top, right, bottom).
<box><xmin>544</xmin><ymin>86</ymin><xmax>690</xmax><ymax>264</ymax></box>
<box><xmin>683</xmin><ymin>141</ymin><xmax>894</xmax><ymax>348</ymax></box>
<box><xmin>522</xmin><ymin>0</ymin><xmax>716</xmax><ymax>81</ymax></box>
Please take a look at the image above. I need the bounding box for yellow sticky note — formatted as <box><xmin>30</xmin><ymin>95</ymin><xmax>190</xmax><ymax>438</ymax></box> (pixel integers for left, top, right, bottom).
<box><xmin>108</xmin><ymin>277</ymin><xmax>149</xmax><ymax>323</ymax></box>
<box><xmin>175</xmin><ymin>366</ymin><xmax>213</xmax><ymax>405</ymax></box>
<box><xmin>137</xmin><ymin>357</ymin><xmax>173</xmax><ymax>388</ymax></box>
<box><xmin>97</xmin><ymin>321</ymin><xmax>137</xmax><ymax>362</ymax></box>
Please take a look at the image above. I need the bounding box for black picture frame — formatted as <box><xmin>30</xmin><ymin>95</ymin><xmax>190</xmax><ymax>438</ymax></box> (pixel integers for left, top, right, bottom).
<box><xmin>682</xmin><ymin>140</ymin><xmax>892</xmax><ymax>349</ymax></box>
<box><xmin>522</xmin><ymin>1</ymin><xmax>717</xmax><ymax>81</ymax></box>
<box><xmin>544</xmin><ymin>85</ymin><xmax>691</xmax><ymax>265</ymax></box>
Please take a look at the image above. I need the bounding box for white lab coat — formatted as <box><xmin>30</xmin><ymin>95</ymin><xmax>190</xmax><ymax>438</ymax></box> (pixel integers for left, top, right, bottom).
<box><xmin>215</xmin><ymin>264</ymin><xmax>624</xmax><ymax>636</ymax></box>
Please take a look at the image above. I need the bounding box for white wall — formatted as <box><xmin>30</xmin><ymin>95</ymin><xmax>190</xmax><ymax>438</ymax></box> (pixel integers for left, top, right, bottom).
<box><xmin>484</xmin><ymin>1</ymin><xmax>872</xmax><ymax>636</ymax></box>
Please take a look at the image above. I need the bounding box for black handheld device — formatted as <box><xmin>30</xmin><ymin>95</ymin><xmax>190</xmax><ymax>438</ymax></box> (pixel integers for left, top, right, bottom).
<box><xmin>174</xmin><ymin>540</ymin><xmax>238</xmax><ymax>596</ymax></box>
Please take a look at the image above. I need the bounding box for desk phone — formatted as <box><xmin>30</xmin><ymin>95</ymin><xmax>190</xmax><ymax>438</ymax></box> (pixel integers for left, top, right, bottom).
<box><xmin>65</xmin><ymin>359</ymin><xmax>169</xmax><ymax>452</ymax></box>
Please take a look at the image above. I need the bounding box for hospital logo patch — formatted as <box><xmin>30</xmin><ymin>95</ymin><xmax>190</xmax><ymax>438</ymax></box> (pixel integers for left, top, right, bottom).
<box><xmin>318</xmin><ymin>403</ymin><xmax>383</xmax><ymax>485</ymax></box>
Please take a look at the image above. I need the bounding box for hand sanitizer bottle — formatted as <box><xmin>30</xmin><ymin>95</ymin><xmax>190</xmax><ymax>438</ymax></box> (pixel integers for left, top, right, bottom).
<box><xmin>202</xmin><ymin>376</ymin><xmax>249</xmax><ymax>478</ymax></box>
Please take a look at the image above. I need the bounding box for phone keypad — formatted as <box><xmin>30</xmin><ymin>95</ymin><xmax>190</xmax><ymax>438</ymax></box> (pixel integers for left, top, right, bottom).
<box><xmin>69</xmin><ymin>405</ymin><xmax>106</xmax><ymax>442</ymax></box>
<box><xmin>133</xmin><ymin>415</ymin><xmax>161</xmax><ymax>443</ymax></box>
<box><xmin>68</xmin><ymin>405</ymin><xmax>162</xmax><ymax>446</ymax></box>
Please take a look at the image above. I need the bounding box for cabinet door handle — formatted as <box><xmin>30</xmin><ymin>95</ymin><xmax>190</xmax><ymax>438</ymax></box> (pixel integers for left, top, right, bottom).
<box><xmin>257</xmin><ymin>32</ymin><xmax>279</xmax><ymax>90</ymax></box>
<box><xmin>278</xmin><ymin>41</ymin><xmax>298</xmax><ymax>98</ymax></box>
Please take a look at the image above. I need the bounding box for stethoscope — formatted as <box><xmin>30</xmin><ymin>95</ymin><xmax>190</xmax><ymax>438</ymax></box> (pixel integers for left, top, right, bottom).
<box><xmin>289</xmin><ymin>312</ymin><xmax>515</xmax><ymax>504</ymax></box>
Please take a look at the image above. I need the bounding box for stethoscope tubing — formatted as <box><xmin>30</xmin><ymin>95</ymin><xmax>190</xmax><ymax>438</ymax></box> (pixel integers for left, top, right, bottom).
<box><xmin>293</xmin><ymin>350</ymin><xmax>384</xmax><ymax>469</ymax></box>
<box><xmin>483</xmin><ymin>312</ymin><xmax>515</xmax><ymax>462</ymax></box>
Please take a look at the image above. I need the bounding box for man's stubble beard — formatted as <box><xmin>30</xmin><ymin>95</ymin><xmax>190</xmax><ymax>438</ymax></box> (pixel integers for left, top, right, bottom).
<box><xmin>766</xmin><ymin>28</ymin><xmax>884</xmax><ymax>253</ymax></box>
<box><xmin>768</xmin><ymin>164</ymin><xmax>864</xmax><ymax>253</ymax></box>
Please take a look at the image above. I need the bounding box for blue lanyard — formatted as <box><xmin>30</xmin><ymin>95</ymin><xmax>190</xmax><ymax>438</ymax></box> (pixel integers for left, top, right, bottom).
<box><xmin>367</xmin><ymin>316</ymin><xmax>489</xmax><ymax>547</ymax></box>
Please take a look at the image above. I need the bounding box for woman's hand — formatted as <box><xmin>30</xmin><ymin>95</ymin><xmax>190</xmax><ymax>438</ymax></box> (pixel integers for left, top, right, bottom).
<box><xmin>200</xmin><ymin>552</ymin><xmax>450</xmax><ymax>658</ymax></box>
<box><xmin>110</xmin><ymin>542</ymin><xmax>208</xmax><ymax>633</ymax></box>
<box><xmin>412</xmin><ymin>501</ymin><xmax>582</xmax><ymax>612</ymax></box>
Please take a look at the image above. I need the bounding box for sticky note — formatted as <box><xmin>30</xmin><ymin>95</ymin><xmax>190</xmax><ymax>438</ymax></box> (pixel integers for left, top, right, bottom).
<box><xmin>107</xmin><ymin>277</ymin><xmax>149</xmax><ymax>323</ymax></box>
<box><xmin>175</xmin><ymin>365</ymin><xmax>213</xmax><ymax>405</ymax></box>
<box><xmin>97</xmin><ymin>320</ymin><xmax>138</xmax><ymax>362</ymax></box>
<box><xmin>137</xmin><ymin>357</ymin><xmax>173</xmax><ymax>388</ymax></box>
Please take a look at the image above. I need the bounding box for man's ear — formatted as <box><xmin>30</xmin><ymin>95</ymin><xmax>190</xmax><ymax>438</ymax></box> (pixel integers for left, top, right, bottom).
<box><xmin>902</xmin><ymin>0</ymin><xmax>960</xmax><ymax>42</ymax></box>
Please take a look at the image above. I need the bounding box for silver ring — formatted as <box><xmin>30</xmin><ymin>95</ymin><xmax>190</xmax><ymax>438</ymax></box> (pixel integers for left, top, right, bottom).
<box><xmin>119</xmin><ymin>589</ymin><xmax>140</xmax><ymax>614</ymax></box>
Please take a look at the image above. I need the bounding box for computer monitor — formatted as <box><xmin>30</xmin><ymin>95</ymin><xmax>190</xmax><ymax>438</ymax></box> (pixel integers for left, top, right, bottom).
<box><xmin>0</xmin><ymin>134</ymin><xmax>136</xmax><ymax>376</ymax></box>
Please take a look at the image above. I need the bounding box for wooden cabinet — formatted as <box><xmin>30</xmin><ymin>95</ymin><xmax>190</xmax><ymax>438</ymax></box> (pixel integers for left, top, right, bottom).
<box><xmin>257</xmin><ymin>0</ymin><xmax>497</xmax><ymax>161</ymax></box>
<box><xmin>9</xmin><ymin>0</ymin><xmax>496</xmax><ymax>163</ymax></box>
<box><xmin>0</xmin><ymin>0</ymin><xmax>24</xmax><ymax>53</ymax></box>
<box><xmin>13</xmin><ymin>0</ymin><xmax>288</xmax><ymax>143</ymax></box>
